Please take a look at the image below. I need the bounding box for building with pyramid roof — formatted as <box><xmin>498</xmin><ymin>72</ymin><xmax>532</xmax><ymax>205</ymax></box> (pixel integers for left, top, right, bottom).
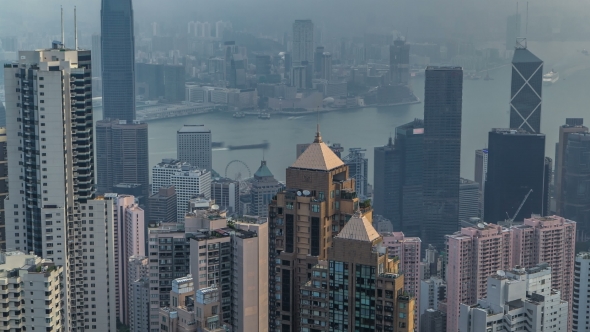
<box><xmin>268</xmin><ymin>127</ymin><xmax>366</xmax><ymax>331</ymax></box>
<box><xmin>299</xmin><ymin>211</ymin><xmax>416</xmax><ymax>332</ymax></box>
<box><xmin>250</xmin><ymin>160</ymin><xmax>283</xmax><ymax>217</ymax></box>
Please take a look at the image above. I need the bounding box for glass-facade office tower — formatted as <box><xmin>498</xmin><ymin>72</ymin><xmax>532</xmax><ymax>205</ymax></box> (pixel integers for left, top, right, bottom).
<box><xmin>373</xmin><ymin>119</ymin><xmax>424</xmax><ymax>236</ymax></box>
<box><xmin>422</xmin><ymin>67</ymin><xmax>463</xmax><ymax>250</ymax></box>
<box><xmin>292</xmin><ymin>20</ymin><xmax>314</xmax><ymax>65</ymax></box>
<box><xmin>484</xmin><ymin>129</ymin><xmax>548</xmax><ymax>223</ymax></box>
<box><xmin>390</xmin><ymin>38</ymin><xmax>410</xmax><ymax>85</ymax></box>
<box><xmin>101</xmin><ymin>0</ymin><xmax>136</xmax><ymax>121</ymax></box>
<box><xmin>509</xmin><ymin>45</ymin><xmax>543</xmax><ymax>133</ymax></box>
<box><xmin>564</xmin><ymin>133</ymin><xmax>590</xmax><ymax>241</ymax></box>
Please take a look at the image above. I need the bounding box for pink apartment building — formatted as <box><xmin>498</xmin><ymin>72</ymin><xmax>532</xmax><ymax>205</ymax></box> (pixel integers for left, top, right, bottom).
<box><xmin>445</xmin><ymin>216</ymin><xmax>576</xmax><ymax>332</ymax></box>
<box><xmin>382</xmin><ymin>232</ymin><xmax>421</xmax><ymax>330</ymax></box>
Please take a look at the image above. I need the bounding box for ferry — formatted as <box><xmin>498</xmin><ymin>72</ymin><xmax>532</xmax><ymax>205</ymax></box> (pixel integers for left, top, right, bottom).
<box><xmin>543</xmin><ymin>70</ymin><xmax>559</xmax><ymax>85</ymax></box>
<box><xmin>233</xmin><ymin>111</ymin><xmax>245</xmax><ymax>118</ymax></box>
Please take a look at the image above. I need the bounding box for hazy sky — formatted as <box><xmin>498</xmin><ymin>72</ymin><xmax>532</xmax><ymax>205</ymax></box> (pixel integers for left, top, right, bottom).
<box><xmin>3</xmin><ymin>0</ymin><xmax>590</xmax><ymax>44</ymax></box>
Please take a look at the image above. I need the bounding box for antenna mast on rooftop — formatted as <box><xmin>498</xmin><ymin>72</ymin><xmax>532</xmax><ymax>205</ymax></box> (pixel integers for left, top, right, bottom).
<box><xmin>74</xmin><ymin>6</ymin><xmax>78</xmax><ymax>50</ymax></box>
<box><xmin>61</xmin><ymin>6</ymin><xmax>64</xmax><ymax>47</ymax></box>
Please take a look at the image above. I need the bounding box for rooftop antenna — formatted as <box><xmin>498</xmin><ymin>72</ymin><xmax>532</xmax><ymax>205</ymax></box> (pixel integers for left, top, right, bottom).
<box><xmin>61</xmin><ymin>6</ymin><xmax>64</xmax><ymax>47</ymax></box>
<box><xmin>314</xmin><ymin>107</ymin><xmax>322</xmax><ymax>143</ymax></box>
<box><xmin>74</xmin><ymin>6</ymin><xmax>78</xmax><ymax>50</ymax></box>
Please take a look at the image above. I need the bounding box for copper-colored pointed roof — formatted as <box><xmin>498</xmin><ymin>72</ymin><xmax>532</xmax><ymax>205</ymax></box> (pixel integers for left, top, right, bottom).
<box><xmin>336</xmin><ymin>212</ymin><xmax>380</xmax><ymax>242</ymax></box>
<box><xmin>290</xmin><ymin>142</ymin><xmax>345</xmax><ymax>171</ymax></box>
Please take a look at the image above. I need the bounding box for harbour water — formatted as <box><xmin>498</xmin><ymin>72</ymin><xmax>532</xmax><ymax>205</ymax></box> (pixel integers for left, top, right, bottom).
<box><xmin>93</xmin><ymin>41</ymin><xmax>590</xmax><ymax>184</ymax></box>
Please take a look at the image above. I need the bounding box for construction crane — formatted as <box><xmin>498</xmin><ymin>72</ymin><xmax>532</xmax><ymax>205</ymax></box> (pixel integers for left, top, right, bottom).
<box><xmin>504</xmin><ymin>189</ymin><xmax>533</xmax><ymax>228</ymax></box>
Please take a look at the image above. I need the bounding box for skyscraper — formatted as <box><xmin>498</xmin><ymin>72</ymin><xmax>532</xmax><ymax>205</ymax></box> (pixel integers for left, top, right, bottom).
<box><xmin>484</xmin><ymin>129</ymin><xmax>548</xmax><ymax>224</ymax></box>
<box><xmin>555</xmin><ymin>118</ymin><xmax>587</xmax><ymax>216</ymax></box>
<box><xmin>4</xmin><ymin>43</ymin><xmax>117</xmax><ymax>331</ymax></box>
<box><xmin>373</xmin><ymin>119</ymin><xmax>424</xmax><ymax>236</ymax></box>
<box><xmin>91</xmin><ymin>34</ymin><xmax>102</xmax><ymax>78</ymax></box>
<box><xmin>0</xmin><ymin>128</ymin><xmax>6</xmax><ymax>250</ymax></box>
<box><xmin>321</xmin><ymin>52</ymin><xmax>332</xmax><ymax>81</ymax></box>
<box><xmin>96</xmin><ymin>119</ymin><xmax>150</xmax><ymax>197</ymax></box>
<box><xmin>342</xmin><ymin>148</ymin><xmax>369</xmax><ymax>198</ymax></box>
<box><xmin>292</xmin><ymin>19</ymin><xmax>314</xmax><ymax>65</ymax></box>
<box><xmin>474</xmin><ymin>148</ymin><xmax>488</xmax><ymax>217</ymax></box>
<box><xmin>148</xmin><ymin>186</ymin><xmax>177</xmax><ymax>223</ymax></box>
<box><xmin>250</xmin><ymin>160</ymin><xmax>283</xmax><ymax>217</ymax></box>
<box><xmin>509</xmin><ymin>44</ymin><xmax>543</xmax><ymax>133</ymax></box>
<box><xmin>573</xmin><ymin>252</ymin><xmax>590</xmax><ymax>332</ymax></box>
<box><xmin>390</xmin><ymin>38</ymin><xmax>410</xmax><ymax>85</ymax></box>
<box><xmin>422</xmin><ymin>66</ymin><xmax>463</xmax><ymax>249</ymax></box>
<box><xmin>314</xmin><ymin>46</ymin><xmax>324</xmax><ymax>75</ymax></box>
<box><xmin>268</xmin><ymin>129</ymin><xmax>361</xmax><ymax>331</ymax></box>
<box><xmin>101</xmin><ymin>0</ymin><xmax>136</xmax><ymax>121</ymax></box>
<box><xmin>564</xmin><ymin>132</ymin><xmax>590</xmax><ymax>241</ymax></box>
<box><xmin>177</xmin><ymin>124</ymin><xmax>212</xmax><ymax>171</ymax></box>
<box><xmin>459</xmin><ymin>178</ymin><xmax>480</xmax><ymax>222</ymax></box>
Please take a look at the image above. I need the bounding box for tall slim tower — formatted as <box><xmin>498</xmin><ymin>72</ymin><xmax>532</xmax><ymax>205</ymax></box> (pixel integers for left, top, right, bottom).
<box><xmin>101</xmin><ymin>0</ymin><xmax>136</xmax><ymax>121</ymax></box>
<box><xmin>91</xmin><ymin>34</ymin><xmax>102</xmax><ymax>78</ymax></box>
<box><xmin>422</xmin><ymin>66</ymin><xmax>463</xmax><ymax>250</ymax></box>
<box><xmin>509</xmin><ymin>42</ymin><xmax>543</xmax><ymax>133</ymax></box>
<box><xmin>3</xmin><ymin>43</ymin><xmax>117</xmax><ymax>331</ymax></box>
<box><xmin>292</xmin><ymin>20</ymin><xmax>314</xmax><ymax>65</ymax></box>
<box><xmin>390</xmin><ymin>38</ymin><xmax>410</xmax><ymax>85</ymax></box>
<box><xmin>555</xmin><ymin>118</ymin><xmax>587</xmax><ymax>216</ymax></box>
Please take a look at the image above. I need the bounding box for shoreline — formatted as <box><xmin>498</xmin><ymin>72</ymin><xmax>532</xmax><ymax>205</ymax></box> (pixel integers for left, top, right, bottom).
<box><xmin>254</xmin><ymin>98</ymin><xmax>422</xmax><ymax>117</ymax></box>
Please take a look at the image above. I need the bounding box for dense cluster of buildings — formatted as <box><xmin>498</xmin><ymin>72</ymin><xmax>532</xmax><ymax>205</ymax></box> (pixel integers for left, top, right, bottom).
<box><xmin>3</xmin><ymin>1</ymin><xmax>590</xmax><ymax>332</ymax></box>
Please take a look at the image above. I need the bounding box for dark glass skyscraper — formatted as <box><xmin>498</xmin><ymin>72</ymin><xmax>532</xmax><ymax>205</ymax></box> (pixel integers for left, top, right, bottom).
<box><xmin>390</xmin><ymin>38</ymin><xmax>410</xmax><ymax>85</ymax></box>
<box><xmin>509</xmin><ymin>45</ymin><xmax>543</xmax><ymax>133</ymax></box>
<box><xmin>564</xmin><ymin>133</ymin><xmax>590</xmax><ymax>241</ymax></box>
<box><xmin>373</xmin><ymin>119</ymin><xmax>423</xmax><ymax>236</ymax></box>
<box><xmin>101</xmin><ymin>0</ymin><xmax>136</xmax><ymax>121</ymax></box>
<box><xmin>484</xmin><ymin>129</ymin><xmax>548</xmax><ymax>223</ymax></box>
<box><xmin>422</xmin><ymin>66</ymin><xmax>463</xmax><ymax>249</ymax></box>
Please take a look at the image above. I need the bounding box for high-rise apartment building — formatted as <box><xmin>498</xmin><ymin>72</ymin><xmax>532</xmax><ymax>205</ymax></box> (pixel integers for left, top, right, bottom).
<box><xmin>4</xmin><ymin>44</ymin><xmax>117</xmax><ymax>331</ymax></box>
<box><xmin>268</xmin><ymin>129</ymin><xmax>361</xmax><ymax>331</ymax></box>
<box><xmin>96</xmin><ymin>119</ymin><xmax>149</xmax><ymax>197</ymax></box>
<box><xmin>104</xmin><ymin>194</ymin><xmax>145</xmax><ymax>325</ymax></box>
<box><xmin>128</xmin><ymin>256</ymin><xmax>150</xmax><ymax>332</ymax></box>
<box><xmin>256</xmin><ymin>54</ymin><xmax>272</xmax><ymax>78</ymax></box>
<box><xmin>0</xmin><ymin>128</ymin><xmax>6</xmax><ymax>250</ymax></box>
<box><xmin>423</xmin><ymin>66</ymin><xmax>463</xmax><ymax>249</ymax></box>
<box><xmin>564</xmin><ymin>132</ymin><xmax>590</xmax><ymax>241</ymax></box>
<box><xmin>186</xmin><ymin>209</ymin><xmax>268</xmax><ymax>331</ymax></box>
<box><xmin>0</xmin><ymin>251</ymin><xmax>64</xmax><ymax>332</ymax></box>
<box><xmin>446</xmin><ymin>216</ymin><xmax>576</xmax><ymax>332</ymax></box>
<box><xmin>511</xmin><ymin>215</ymin><xmax>576</xmax><ymax>330</ymax></box>
<box><xmin>573</xmin><ymin>252</ymin><xmax>590</xmax><ymax>332</ymax></box>
<box><xmin>373</xmin><ymin>119</ymin><xmax>424</xmax><ymax>236</ymax></box>
<box><xmin>147</xmin><ymin>223</ymin><xmax>191</xmax><ymax>331</ymax></box>
<box><xmin>148</xmin><ymin>186</ymin><xmax>177</xmax><ymax>223</ymax></box>
<box><xmin>298</xmin><ymin>213</ymin><xmax>416</xmax><ymax>332</ymax></box>
<box><xmin>101</xmin><ymin>0</ymin><xmax>136</xmax><ymax>121</ymax></box>
<box><xmin>459</xmin><ymin>264</ymin><xmax>568</xmax><ymax>332</ymax></box>
<box><xmin>421</xmin><ymin>309</ymin><xmax>446</xmax><ymax>332</ymax></box>
<box><xmin>509</xmin><ymin>44</ymin><xmax>543</xmax><ymax>133</ymax></box>
<box><xmin>419</xmin><ymin>276</ymin><xmax>446</xmax><ymax>317</ymax></box>
<box><xmin>342</xmin><ymin>148</ymin><xmax>369</xmax><ymax>198</ymax></box>
<box><xmin>250</xmin><ymin>160</ymin><xmax>283</xmax><ymax>217</ymax></box>
<box><xmin>177</xmin><ymin>124</ymin><xmax>212</xmax><ymax>171</ymax></box>
<box><xmin>484</xmin><ymin>129</ymin><xmax>548</xmax><ymax>223</ymax></box>
<box><xmin>159</xmin><ymin>276</ymin><xmax>201</xmax><ymax>332</ymax></box>
<box><xmin>292</xmin><ymin>20</ymin><xmax>314</xmax><ymax>65</ymax></box>
<box><xmin>445</xmin><ymin>224</ymin><xmax>513</xmax><ymax>332</ymax></box>
<box><xmin>459</xmin><ymin>178</ymin><xmax>480</xmax><ymax>222</ymax></box>
<box><xmin>390</xmin><ymin>38</ymin><xmax>410</xmax><ymax>85</ymax></box>
<box><xmin>382</xmin><ymin>232</ymin><xmax>422</xmax><ymax>330</ymax></box>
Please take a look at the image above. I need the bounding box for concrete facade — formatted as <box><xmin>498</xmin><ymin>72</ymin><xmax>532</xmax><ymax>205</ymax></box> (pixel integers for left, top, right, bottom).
<box><xmin>177</xmin><ymin>124</ymin><xmax>212</xmax><ymax>171</ymax></box>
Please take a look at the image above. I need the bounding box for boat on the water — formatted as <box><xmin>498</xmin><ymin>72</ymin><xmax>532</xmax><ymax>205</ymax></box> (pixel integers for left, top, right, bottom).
<box><xmin>233</xmin><ymin>111</ymin><xmax>245</xmax><ymax>118</ymax></box>
<box><xmin>258</xmin><ymin>113</ymin><xmax>271</xmax><ymax>119</ymax></box>
<box><xmin>227</xmin><ymin>140</ymin><xmax>269</xmax><ymax>150</ymax></box>
<box><xmin>543</xmin><ymin>70</ymin><xmax>559</xmax><ymax>85</ymax></box>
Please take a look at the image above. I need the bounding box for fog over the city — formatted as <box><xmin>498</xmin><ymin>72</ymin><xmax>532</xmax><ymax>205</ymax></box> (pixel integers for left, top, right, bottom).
<box><xmin>3</xmin><ymin>0</ymin><xmax>590</xmax><ymax>45</ymax></box>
